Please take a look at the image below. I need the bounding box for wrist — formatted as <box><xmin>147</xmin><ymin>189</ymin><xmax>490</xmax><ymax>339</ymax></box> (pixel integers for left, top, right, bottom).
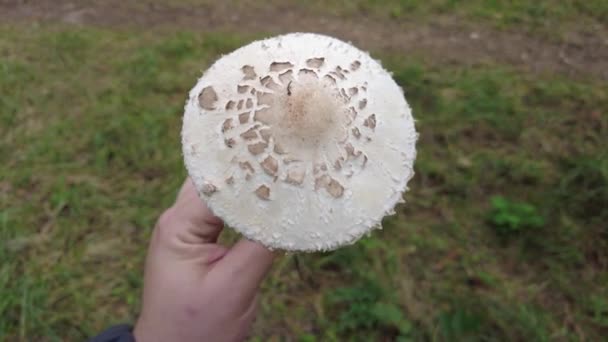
<box><xmin>132</xmin><ymin>317</ymin><xmax>148</xmax><ymax>342</ymax></box>
<box><xmin>89</xmin><ymin>324</ymin><xmax>135</xmax><ymax>342</ymax></box>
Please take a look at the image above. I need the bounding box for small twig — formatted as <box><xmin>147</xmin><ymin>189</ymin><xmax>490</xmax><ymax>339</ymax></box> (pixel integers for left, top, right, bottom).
<box><xmin>41</xmin><ymin>200</ymin><xmax>67</xmax><ymax>235</ymax></box>
<box><xmin>293</xmin><ymin>254</ymin><xmax>305</xmax><ymax>280</ymax></box>
<box><xmin>19</xmin><ymin>280</ymin><xmax>28</xmax><ymax>342</ymax></box>
<box><xmin>293</xmin><ymin>255</ymin><xmax>319</xmax><ymax>288</ymax></box>
<box><xmin>558</xmin><ymin>44</ymin><xmax>578</xmax><ymax>69</ymax></box>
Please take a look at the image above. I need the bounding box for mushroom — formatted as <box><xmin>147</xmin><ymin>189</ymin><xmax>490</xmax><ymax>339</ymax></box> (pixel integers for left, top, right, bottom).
<box><xmin>182</xmin><ymin>33</ymin><xmax>417</xmax><ymax>252</ymax></box>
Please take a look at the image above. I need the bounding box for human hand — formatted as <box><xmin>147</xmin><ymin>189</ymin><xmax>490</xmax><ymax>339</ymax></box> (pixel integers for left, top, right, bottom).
<box><xmin>133</xmin><ymin>178</ymin><xmax>275</xmax><ymax>342</ymax></box>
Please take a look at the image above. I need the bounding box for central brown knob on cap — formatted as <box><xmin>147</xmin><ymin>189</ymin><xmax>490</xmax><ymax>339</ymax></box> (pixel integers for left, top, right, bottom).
<box><xmin>276</xmin><ymin>81</ymin><xmax>340</xmax><ymax>144</ymax></box>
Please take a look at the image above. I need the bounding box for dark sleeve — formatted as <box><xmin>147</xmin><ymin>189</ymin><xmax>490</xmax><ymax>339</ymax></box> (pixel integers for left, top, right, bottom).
<box><xmin>88</xmin><ymin>324</ymin><xmax>136</xmax><ymax>342</ymax></box>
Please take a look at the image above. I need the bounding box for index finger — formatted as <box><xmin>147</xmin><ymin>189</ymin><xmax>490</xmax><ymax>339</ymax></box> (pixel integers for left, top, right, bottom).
<box><xmin>169</xmin><ymin>178</ymin><xmax>224</xmax><ymax>243</ymax></box>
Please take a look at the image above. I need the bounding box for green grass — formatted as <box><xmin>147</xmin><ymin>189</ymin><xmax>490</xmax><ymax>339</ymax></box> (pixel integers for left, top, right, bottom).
<box><xmin>295</xmin><ymin>0</ymin><xmax>608</xmax><ymax>34</ymax></box>
<box><xmin>1</xmin><ymin>14</ymin><xmax>607</xmax><ymax>342</ymax></box>
<box><xmin>487</xmin><ymin>196</ymin><xmax>545</xmax><ymax>237</ymax></box>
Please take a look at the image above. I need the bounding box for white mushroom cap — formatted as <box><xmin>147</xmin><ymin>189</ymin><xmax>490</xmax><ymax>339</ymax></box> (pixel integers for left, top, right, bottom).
<box><xmin>182</xmin><ymin>33</ymin><xmax>417</xmax><ymax>252</ymax></box>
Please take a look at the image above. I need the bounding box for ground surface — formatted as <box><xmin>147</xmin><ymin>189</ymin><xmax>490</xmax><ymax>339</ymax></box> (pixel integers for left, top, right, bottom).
<box><xmin>1</xmin><ymin>1</ymin><xmax>607</xmax><ymax>341</ymax></box>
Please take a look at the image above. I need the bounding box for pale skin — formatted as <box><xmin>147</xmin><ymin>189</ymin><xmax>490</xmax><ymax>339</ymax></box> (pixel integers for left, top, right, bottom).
<box><xmin>133</xmin><ymin>178</ymin><xmax>275</xmax><ymax>342</ymax></box>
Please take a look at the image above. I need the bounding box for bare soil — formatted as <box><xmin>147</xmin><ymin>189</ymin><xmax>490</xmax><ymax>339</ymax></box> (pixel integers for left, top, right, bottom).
<box><xmin>1</xmin><ymin>0</ymin><xmax>607</xmax><ymax>80</ymax></box>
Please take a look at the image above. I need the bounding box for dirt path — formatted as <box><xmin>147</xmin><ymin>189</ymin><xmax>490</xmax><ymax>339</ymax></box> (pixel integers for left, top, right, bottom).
<box><xmin>2</xmin><ymin>0</ymin><xmax>607</xmax><ymax>80</ymax></box>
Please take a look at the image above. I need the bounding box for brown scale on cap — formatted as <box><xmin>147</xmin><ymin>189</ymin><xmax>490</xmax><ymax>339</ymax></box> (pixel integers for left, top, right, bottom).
<box><xmin>344</xmin><ymin>143</ymin><xmax>355</xmax><ymax>157</ymax></box>
<box><xmin>313</xmin><ymin>163</ymin><xmax>328</xmax><ymax>175</ymax></box>
<box><xmin>225</xmin><ymin>176</ymin><xmax>234</xmax><ymax>185</ymax></box>
<box><xmin>225</xmin><ymin>100</ymin><xmax>236</xmax><ymax>110</ymax></box>
<box><xmin>248</xmin><ymin>141</ymin><xmax>268</xmax><ymax>155</ymax></box>
<box><xmin>285</xmin><ymin>168</ymin><xmax>305</xmax><ymax>185</ymax></box>
<box><xmin>346</xmin><ymin>107</ymin><xmax>357</xmax><ymax>124</ymax></box>
<box><xmin>255</xmin><ymin>185</ymin><xmax>271</xmax><ymax>200</ymax></box>
<box><xmin>270</xmin><ymin>62</ymin><xmax>294</xmax><ymax>72</ymax></box>
<box><xmin>344</xmin><ymin>143</ymin><xmax>363</xmax><ymax>160</ymax></box>
<box><xmin>199</xmin><ymin>86</ymin><xmax>218</xmax><ymax>110</ymax></box>
<box><xmin>336</xmin><ymin>66</ymin><xmax>346</xmax><ymax>74</ymax></box>
<box><xmin>246</xmin><ymin>98</ymin><xmax>253</xmax><ymax>109</ymax></box>
<box><xmin>340</xmin><ymin>88</ymin><xmax>349</xmax><ymax>101</ymax></box>
<box><xmin>363</xmin><ymin>114</ymin><xmax>377</xmax><ymax>130</ymax></box>
<box><xmin>350</xmin><ymin>60</ymin><xmax>361</xmax><ymax>71</ymax></box>
<box><xmin>331</xmin><ymin>67</ymin><xmax>346</xmax><ymax>80</ymax></box>
<box><xmin>273</xmin><ymin>143</ymin><xmax>287</xmax><ymax>155</ymax></box>
<box><xmin>279</xmin><ymin>70</ymin><xmax>294</xmax><ymax>85</ymax></box>
<box><xmin>239</xmin><ymin>161</ymin><xmax>255</xmax><ymax>173</ymax></box>
<box><xmin>298</xmin><ymin>69</ymin><xmax>318</xmax><ymax>80</ymax></box>
<box><xmin>237</xmin><ymin>85</ymin><xmax>249</xmax><ymax>94</ymax></box>
<box><xmin>348</xmin><ymin>87</ymin><xmax>358</xmax><ymax>96</ymax></box>
<box><xmin>238</xmin><ymin>112</ymin><xmax>250</xmax><ymax>124</ymax></box>
<box><xmin>306</xmin><ymin>57</ymin><xmax>325</xmax><ymax>69</ymax></box>
<box><xmin>259</xmin><ymin>128</ymin><xmax>272</xmax><ymax>142</ymax></box>
<box><xmin>334</xmin><ymin>159</ymin><xmax>342</xmax><ymax>171</ymax></box>
<box><xmin>329</xmin><ymin>71</ymin><xmax>346</xmax><ymax>80</ymax></box>
<box><xmin>326</xmin><ymin>178</ymin><xmax>345</xmax><ymax>198</ymax></box>
<box><xmin>314</xmin><ymin>174</ymin><xmax>329</xmax><ymax>190</ymax></box>
<box><xmin>352</xmin><ymin>127</ymin><xmax>361</xmax><ymax>139</ymax></box>
<box><xmin>240</xmin><ymin>126</ymin><xmax>258</xmax><ymax>140</ymax></box>
<box><xmin>201</xmin><ymin>182</ymin><xmax>217</xmax><ymax>196</ymax></box>
<box><xmin>224</xmin><ymin>138</ymin><xmax>236</xmax><ymax>148</ymax></box>
<box><xmin>257</xmin><ymin>92</ymin><xmax>273</xmax><ymax>106</ymax></box>
<box><xmin>253</xmin><ymin>107</ymin><xmax>273</xmax><ymax>124</ymax></box>
<box><xmin>242</xmin><ymin>65</ymin><xmax>256</xmax><ymax>80</ymax></box>
<box><xmin>222</xmin><ymin>118</ymin><xmax>234</xmax><ymax>132</ymax></box>
<box><xmin>358</xmin><ymin>99</ymin><xmax>367</xmax><ymax>110</ymax></box>
<box><xmin>323</xmin><ymin>75</ymin><xmax>337</xmax><ymax>85</ymax></box>
<box><xmin>260</xmin><ymin>156</ymin><xmax>279</xmax><ymax>176</ymax></box>
<box><xmin>260</xmin><ymin>76</ymin><xmax>281</xmax><ymax>91</ymax></box>
<box><xmin>238</xmin><ymin>161</ymin><xmax>254</xmax><ymax>182</ymax></box>
<box><xmin>314</xmin><ymin>175</ymin><xmax>344</xmax><ymax>198</ymax></box>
